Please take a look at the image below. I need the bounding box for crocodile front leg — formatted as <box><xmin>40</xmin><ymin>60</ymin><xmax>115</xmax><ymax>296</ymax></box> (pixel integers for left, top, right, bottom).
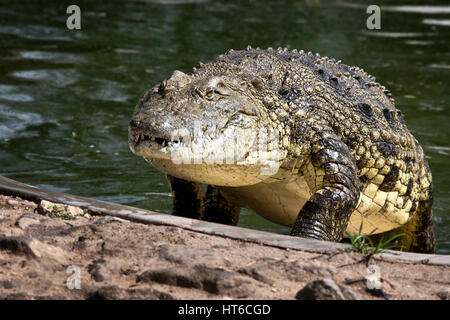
<box><xmin>291</xmin><ymin>132</ymin><xmax>360</xmax><ymax>241</ymax></box>
<box><xmin>202</xmin><ymin>185</ymin><xmax>240</xmax><ymax>225</ymax></box>
<box><xmin>166</xmin><ymin>174</ymin><xmax>203</xmax><ymax>219</ymax></box>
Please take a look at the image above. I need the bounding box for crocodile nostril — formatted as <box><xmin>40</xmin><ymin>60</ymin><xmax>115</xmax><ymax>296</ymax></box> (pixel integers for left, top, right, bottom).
<box><xmin>155</xmin><ymin>137</ymin><xmax>166</xmax><ymax>144</ymax></box>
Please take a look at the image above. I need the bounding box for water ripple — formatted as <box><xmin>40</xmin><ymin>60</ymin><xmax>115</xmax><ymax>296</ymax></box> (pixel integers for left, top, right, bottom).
<box><xmin>17</xmin><ymin>51</ymin><xmax>84</xmax><ymax>64</ymax></box>
<box><xmin>361</xmin><ymin>31</ymin><xmax>434</xmax><ymax>38</ymax></box>
<box><xmin>383</xmin><ymin>6</ymin><xmax>450</xmax><ymax>14</ymax></box>
<box><xmin>426</xmin><ymin>145</ymin><xmax>450</xmax><ymax>156</ymax></box>
<box><xmin>423</xmin><ymin>19</ymin><xmax>450</xmax><ymax>27</ymax></box>
<box><xmin>0</xmin><ymin>25</ymin><xmax>71</xmax><ymax>41</ymax></box>
<box><xmin>0</xmin><ymin>84</ymin><xmax>33</xmax><ymax>102</ymax></box>
<box><xmin>429</xmin><ymin>64</ymin><xmax>450</xmax><ymax>70</ymax></box>
<box><xmin>0</xmin><ymin>104</ymin><xmax>43</xmax><ymax>141</ymax></box>
<box><xmin>88</xmin><ymin>79</ymin><xmax>131</xmax><ymax>103</ymax></box>
<box><xmin>10</xmin><ymin>69</ymin><xmax>80</xmax><ymax>87</ymax></box>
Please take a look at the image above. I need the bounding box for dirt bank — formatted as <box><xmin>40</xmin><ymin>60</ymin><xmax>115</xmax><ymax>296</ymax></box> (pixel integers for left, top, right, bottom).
<box><xmin>0</xmin><ymin>194</ymin><xmax>448</xmax><ymax>300</ymax></box>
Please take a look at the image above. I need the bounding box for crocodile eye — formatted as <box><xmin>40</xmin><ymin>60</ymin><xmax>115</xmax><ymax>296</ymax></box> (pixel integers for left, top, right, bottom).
<box><xmin>205</xmin><ymin>89</ymin><xmax>216</xmax><ymax>98</ymax></box>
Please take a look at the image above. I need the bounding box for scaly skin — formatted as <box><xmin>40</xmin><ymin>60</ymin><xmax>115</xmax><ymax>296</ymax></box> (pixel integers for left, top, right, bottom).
<box><xmin>128</xmin><ymin>47</ymin><xmax>435</xmax><ymax>253</ymax></box>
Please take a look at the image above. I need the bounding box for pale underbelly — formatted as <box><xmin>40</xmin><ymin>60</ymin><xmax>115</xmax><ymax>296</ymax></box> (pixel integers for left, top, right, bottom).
<box><xmin>220</xmin><ymin>178</ymin><xmax>408</xmax><ymax>236</ymax></box>
<box><xmin>220</xmin><ymin>177</ymin><xmax>311</xmax><ymax>227</ymax></box>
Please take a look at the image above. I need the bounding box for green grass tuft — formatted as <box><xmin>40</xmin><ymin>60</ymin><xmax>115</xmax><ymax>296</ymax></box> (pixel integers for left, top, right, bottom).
<box><xmin>44</xmin><ymin>205</ymin><xmax>76</xmax><ymax>220</ymax></box>
<box><xmin>345</xmin><ymin>221</ymin><xmax>405</xmax><ymax>256</ymax></box>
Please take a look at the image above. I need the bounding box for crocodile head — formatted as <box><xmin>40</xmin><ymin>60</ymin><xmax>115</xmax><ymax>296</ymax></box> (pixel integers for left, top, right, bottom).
<box><xmin>129</xmin><ymin>68</ymin><xmax>284</xmax><ymax>187</ymax></box>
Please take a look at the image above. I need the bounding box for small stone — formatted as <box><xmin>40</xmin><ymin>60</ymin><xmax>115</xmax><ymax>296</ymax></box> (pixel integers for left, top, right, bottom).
<box><xmin>0</xmin><ymin>236</ymin><xmax>69</xmax><ymax>264</ymax></box>
<box><xmin>196</xmin><ymin>265</ymin><xmax>262</xmax><ymax>298</ymax></box>
<box><xmin>15</xmin><ymin>213</ymin><xmax>40</xmax><ymax>229</ymax></box>
<box><xmin>437</xmin><ymin>290</ymin><xmax>450</xmax><ymax>300</ymax></box>
<box><xmin>27</xmin><ymin>238</ymin><xmax>70</xmax><ymax>264</ymax></box>
<box><xmin>7</xmin><ymin>199</ymin><xmax>19</xmax><ymax>206</ymax></box>
<box><xmin>296</xmin><ymin>279</ymin><xmax>362</xmax><ymax>300</ymax></box>
<box><xmin>0</xmin><ymin>236</ymin><xmax>36</xmax><ymax>257</ymax></box>
<box><xmin>1</xmin><ymin>280</ymin><xmax>14</xmax><ymax>289</ymax></box>
<box><xmin>22</xmin><ymin>200</ymin><xmax>37</xmax><ymax>209</ymax></box>
<box><xmin>38</xmin><ymin>200</ymin><xmax>85</xmax><ymax>220</ymax></box>
<box><xmin>0</xmin><ymin>195</ymin><xmax>7</xmax><ymax>206</ymax></box>
<box><xmin>67</xmin><ymin>206</ymin><xmax>84</xmax><ymax>217</ymax></box>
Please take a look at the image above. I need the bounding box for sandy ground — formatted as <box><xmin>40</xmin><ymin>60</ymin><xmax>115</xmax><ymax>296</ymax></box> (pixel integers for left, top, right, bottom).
<box><xmin>0</xmin><ymin>194</ymin><xmax>449</xmax><ymax>300</ymax></box>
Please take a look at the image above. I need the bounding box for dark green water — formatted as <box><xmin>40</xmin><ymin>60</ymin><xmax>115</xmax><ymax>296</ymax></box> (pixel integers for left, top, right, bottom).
<box><xmin>0</xmin><ymin>0</ymin><xmax>449</xmax><ymax>253</ymax></box>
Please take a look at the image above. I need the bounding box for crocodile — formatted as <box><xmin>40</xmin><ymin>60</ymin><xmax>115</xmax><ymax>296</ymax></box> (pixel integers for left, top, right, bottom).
<box><xmin>128</xmin><ymin>47</ymin><xmax>435</xmax><ymax>253</ymax></box>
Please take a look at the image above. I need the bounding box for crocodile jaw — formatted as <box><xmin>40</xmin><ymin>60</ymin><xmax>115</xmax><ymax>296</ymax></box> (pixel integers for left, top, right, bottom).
<box><xmin>147</xmin><ymin>159</ymin><xmax>270</xmax><ymax>186</ymax></box>
<box><xmin>128</xmin><ymin>99</ymin><xmax>286</xmax><ymax>186</ymax></box>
